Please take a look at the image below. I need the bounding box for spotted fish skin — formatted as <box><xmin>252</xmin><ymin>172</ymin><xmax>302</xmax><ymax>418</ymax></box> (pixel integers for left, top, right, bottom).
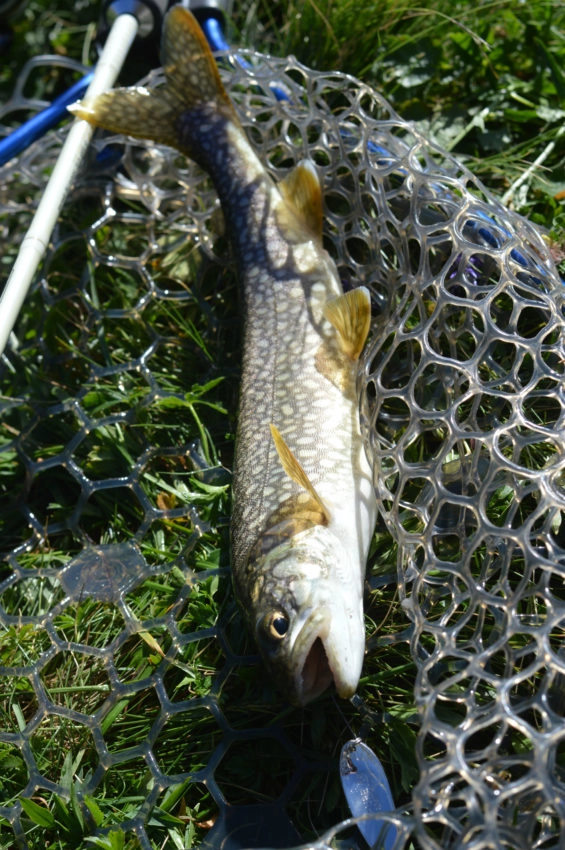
<box><xmin>70</xmin><ymin>7</ymin><xmax>377</xmax><ymax>705</ymax></box>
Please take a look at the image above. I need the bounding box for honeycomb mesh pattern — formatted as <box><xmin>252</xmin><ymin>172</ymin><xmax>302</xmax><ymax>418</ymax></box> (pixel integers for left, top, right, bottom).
<box><xmin>0</xmin><ymin>46</ymin><xmax>564</xmax><ymax>850</ymax></box>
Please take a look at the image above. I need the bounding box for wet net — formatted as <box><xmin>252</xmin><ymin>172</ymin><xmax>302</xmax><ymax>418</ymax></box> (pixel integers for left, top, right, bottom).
<box><xmin>1</xmin><ymin>42</ymin><xmax>564</xmax><ymax>850</ymax></box>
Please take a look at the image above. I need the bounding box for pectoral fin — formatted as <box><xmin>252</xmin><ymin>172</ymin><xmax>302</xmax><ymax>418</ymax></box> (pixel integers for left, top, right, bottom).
<box><xmin>269</xmin><ymin>424</ymin><xmax>330</xmax><ymax>523</ymax></box>
<box><xmin>279</xmin><ymin>161</ymin><xmax>323</xmax><ymax>239</ymax></box>
<box><xmin>323</xmin><ymin>286</ymin><xmax>372</xmax><ymax>360</ymax></box>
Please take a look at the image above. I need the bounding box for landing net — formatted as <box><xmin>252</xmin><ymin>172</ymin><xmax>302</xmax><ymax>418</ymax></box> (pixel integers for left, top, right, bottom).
<box><xmin>0</xmin><ymin>46</ymin><xmax>563</xmax><ymax>850</ymax></box>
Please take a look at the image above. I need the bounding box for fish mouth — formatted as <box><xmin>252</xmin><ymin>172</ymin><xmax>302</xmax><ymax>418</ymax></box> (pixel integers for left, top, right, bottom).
<box><xmin>293</xmin><ymin>609</ymin><xmax>357</xmax><ymax>705</ymax></box>
<box><xmin>301</xmin><ymin>637</ymin><xmax>335</xmax><ymax>702</ymax></box>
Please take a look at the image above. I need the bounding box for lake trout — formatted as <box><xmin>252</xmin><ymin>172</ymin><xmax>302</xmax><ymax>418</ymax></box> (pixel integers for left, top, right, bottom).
<box><xmin>70</xmin><ymin>6</ymin><xmax>377</xmax><ymax>705</ymax></box>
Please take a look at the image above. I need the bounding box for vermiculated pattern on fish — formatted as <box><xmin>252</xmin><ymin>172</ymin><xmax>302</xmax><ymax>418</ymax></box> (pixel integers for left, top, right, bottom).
<box><xmin>71</xmin><ymin>7</ymin><xmax>377</xmax><ymax>705</ymax></box>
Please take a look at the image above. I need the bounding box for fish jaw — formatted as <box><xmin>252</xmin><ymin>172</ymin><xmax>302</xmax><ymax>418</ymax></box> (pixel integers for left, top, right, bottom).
<box><xmin>247</xmin><ymin>525</ymin><xmax>366</xmax><ymax>705</ymax></box>
<box><xmin>289</xmin><ymin>602</ymin><xmax>365</xmax><ymax>705</ymax></box>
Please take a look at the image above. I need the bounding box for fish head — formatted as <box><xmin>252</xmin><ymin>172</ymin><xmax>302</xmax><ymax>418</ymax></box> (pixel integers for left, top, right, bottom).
<box><xmin>246</xmin><ymin>524</ymin><xmax>365</xmax><ymax>705</ymax></box>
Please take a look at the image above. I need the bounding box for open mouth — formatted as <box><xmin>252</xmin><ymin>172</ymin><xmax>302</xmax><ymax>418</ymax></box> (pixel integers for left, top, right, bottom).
<box><xmin>291</xmin><ymin>606</ymin><xmax>360</xmax><ymax>704</ymax></box>
<box><xmin>300</xmin><ymin>637</ymin><xmax>335</xmax><ymax>702</ymax></box>
<box><xmin>294</xmin><ymin>611</ymin><xmax>361</xmax><ymax>704</ymax></box>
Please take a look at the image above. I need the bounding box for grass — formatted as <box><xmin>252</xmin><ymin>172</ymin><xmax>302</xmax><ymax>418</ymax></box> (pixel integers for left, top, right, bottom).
<box><xmin>1</xmin><ymin>1</ymin><xmax>565</xmax><ymax>849</ymax></box>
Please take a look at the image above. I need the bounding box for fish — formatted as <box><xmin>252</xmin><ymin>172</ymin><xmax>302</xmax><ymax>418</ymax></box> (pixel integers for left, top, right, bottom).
<box><xmin>69</xmin><ymin>6</ymin><xmax>377</xmax><ymax>705</ymax></box>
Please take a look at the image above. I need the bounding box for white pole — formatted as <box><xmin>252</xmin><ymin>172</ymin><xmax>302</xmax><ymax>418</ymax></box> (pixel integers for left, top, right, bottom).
<box><xmin>0</xmin><ymin>12</ymin><xmax>140</xmax><ymax>358</ymax></box>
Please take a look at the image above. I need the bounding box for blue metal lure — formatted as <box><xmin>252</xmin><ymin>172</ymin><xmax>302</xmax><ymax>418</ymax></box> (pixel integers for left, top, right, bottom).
<box><xmin>340</xmin><ymin>739</ymin><xmax>397</xmax><ymax>850</ymax></box>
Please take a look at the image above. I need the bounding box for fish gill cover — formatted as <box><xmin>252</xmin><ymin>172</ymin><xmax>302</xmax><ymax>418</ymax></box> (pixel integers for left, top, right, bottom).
<box><xmin>0</xmin><ymin>17</ymin><xmax>565</xmax><ymax>850</ymax></box>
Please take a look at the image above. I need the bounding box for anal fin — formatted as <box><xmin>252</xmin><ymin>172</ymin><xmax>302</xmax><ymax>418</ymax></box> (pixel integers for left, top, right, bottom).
<box><xmin>279</xmin><ymin>161</ymin><xmax>323</xmax><ymax>239</ymax></box>
<box><xmin>323</xmin><ymin>286</ymin><xmax>371</xmax><ymax>360</ymax></box>
<box><xmin>269</xmin><ymin>424</ymin><xmax>330</xmax><ymax>524</ymax></box>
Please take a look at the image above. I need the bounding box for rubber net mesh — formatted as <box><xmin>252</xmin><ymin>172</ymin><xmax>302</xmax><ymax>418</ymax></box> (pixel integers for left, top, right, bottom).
<box><xmin>1</xmin><ymin>47</ymin><xmax>564</xmax><ymax>850</ymax></box>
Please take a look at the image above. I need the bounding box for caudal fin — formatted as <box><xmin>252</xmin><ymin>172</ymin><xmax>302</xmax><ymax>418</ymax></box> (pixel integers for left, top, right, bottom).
<box><xmin>69</xmin><ymin>7</ymin><xmax>236</xmax><ymax>149</ymax></box>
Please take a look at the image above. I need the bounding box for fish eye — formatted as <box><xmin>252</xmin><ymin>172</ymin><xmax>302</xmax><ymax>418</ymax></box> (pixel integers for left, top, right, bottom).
<box><xmin>263</xmin><ymin>611</ymin><xmax>289</xmax><ymax>640</ymax></box>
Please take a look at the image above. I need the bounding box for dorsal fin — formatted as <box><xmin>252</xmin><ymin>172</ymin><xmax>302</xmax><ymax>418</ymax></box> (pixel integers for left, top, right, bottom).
<box><xmin>279</xmin><ymin>161</ymin><xmax>324</xmax><ymax>239</ymax></box>
<box><xmin>269</xmin><ymin>424</ymin><xmax>330</xmax><ymax>523</ymax></box>
<box><xmin>323</xmin><ymin>286</ymin><xmax>372</xmax><ymax>360</ymax></box>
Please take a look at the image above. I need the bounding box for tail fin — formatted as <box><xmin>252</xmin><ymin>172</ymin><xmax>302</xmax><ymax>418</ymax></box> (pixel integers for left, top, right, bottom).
<box><xmin>69</xmin><ymin>7</ymin><xmax>236</xmax><ymax>149</ymax></box>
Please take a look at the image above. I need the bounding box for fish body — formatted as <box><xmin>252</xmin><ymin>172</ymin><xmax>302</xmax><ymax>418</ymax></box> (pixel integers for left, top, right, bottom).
<box><xmin>71</xmin><ymin>7</ymin><xmax>377</xmax><ymax>704</ymax></box>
